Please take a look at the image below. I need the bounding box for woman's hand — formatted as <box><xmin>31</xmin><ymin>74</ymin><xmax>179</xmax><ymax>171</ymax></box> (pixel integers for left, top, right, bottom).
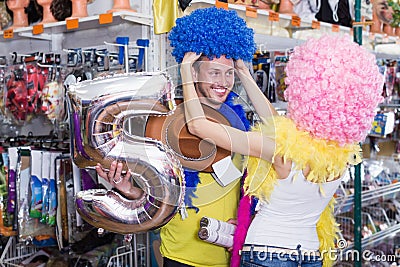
<box><xmin>182</xmin><ymin>52</ymin><xmax>202</xmax><ymax>65</ymax></box>
<box><xmin>95</xmin><ymin>161</ymin><xmax>144</xmax><ymax>200</ymax></box>
<box><xmin>181</xmin><ymin>52</ymin><xmax>202</xmax><ymax>78</ymax></box>
<box><xmin>226</xmin><ymin>218</ymin><xmax>237</xmax><ymax>253</ymax></box>
<box><xmin>234</xmin><ymin>59</ymin><xmax>249</xmax><ymax>75</ymax></box>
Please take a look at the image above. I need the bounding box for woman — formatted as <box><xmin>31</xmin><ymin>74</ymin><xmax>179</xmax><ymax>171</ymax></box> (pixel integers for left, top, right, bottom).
<box><xmin>181</xmin><ymin>35</ymin><xmax>384</xmax><ymax>267</ymax></box>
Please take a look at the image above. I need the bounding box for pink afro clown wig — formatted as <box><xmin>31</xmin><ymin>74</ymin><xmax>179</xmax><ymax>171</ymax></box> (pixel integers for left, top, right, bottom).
<box><xmin>284</xmin><ymin>35</ymin><xmax>384</xmax><ymax>145</ymax></box>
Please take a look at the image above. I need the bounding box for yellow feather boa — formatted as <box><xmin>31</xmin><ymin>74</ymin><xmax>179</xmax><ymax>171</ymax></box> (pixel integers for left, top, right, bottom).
<box><xmin>244</xmin><ymin>116</ymin><xmax>362</xmax><ymax>267</ymax></box>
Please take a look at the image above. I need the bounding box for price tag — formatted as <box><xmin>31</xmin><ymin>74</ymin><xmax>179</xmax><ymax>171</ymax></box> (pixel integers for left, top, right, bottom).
<box><xmin>311</xmin><ymin>20</ymin><xmax>320</xmax><ymax>29</ymax></box>
<box><xmin>215</xmin><ymin>0</ymin><xmax>228</xmax><ymax>9</ymax></box>
<box><xmin>246</xmin><ymin>7</ymin><xmax>257</xmax><ymax>18</ymax></box>
<box><xmin>33</xmin><ymin>24</ymin><xmax>44</xmax><ymax>35</ymax></box>
<box><xmin>3</xmin><ymin>29</ymin><xmax>13</xmax><ymax>39</ymax></box>
<box><xmin>291</xmin><ymin>16</ymin><xmax>301</xmax><ymax>27</ymax></box>
<box><xmin>332</xmin><ymin>24</ymin><xmax>340</xmax><ymax>32</ymax></box>
<box><xmin>66</xmin><ymin>18</ymin><xmax>79</xmax><ymax>30</ymax></box>
<box><xmin>99</xmin><ymin>13</ymin><xmax>113</xmax><ymax>24</ymax></box>
<box><xmin>268</xmin><ymin>11</ymin><xmax>279</xmax><ymax>22</ymax></box>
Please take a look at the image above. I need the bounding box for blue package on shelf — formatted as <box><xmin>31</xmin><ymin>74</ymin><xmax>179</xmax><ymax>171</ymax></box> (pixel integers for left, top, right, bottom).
<box><xmin>370</xmin><ymin>113</ymin><xmax>387</xmax><ymax>137</ymax></box>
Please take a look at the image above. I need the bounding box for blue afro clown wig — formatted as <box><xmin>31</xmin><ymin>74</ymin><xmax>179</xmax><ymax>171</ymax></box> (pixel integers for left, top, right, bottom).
<box><xmin>168</xmin><ymin>7</ymin><xmax>256</xmax><ymax>63</ymax></box>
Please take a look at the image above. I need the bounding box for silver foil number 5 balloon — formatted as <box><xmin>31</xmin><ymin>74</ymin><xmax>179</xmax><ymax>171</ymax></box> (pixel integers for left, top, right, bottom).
<box><xmin>67</xmin><ymin>72</ymin><xmax>185</xmax><ymax>234</ymax></box>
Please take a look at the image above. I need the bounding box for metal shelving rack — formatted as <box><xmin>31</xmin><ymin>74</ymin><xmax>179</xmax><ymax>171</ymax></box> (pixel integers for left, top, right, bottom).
<box><xmin>0</xmin><ymin>234</ymin><xmax>150</xmax><ymax>267</ymax></box>
<box><xmin>333</xmin><ymin>158</ymin><xmax>400</xmax><ymax>264</ymax></box>
<box><xmin>0</xmin><ymin>237</ymin><xmax>38</xmax><ymax>267</ymax></box>
<box><xmin>0</xmin><ymin>2</ymin><xmax>155</xmax><ymax>266</ymax></box>
<box><xmin>335</xmin><ymin>182</ymin><xmax>400</xmax><ymax>215</ymax></box>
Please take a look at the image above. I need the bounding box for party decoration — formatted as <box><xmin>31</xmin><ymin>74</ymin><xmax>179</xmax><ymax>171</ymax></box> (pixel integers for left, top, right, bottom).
<box><xmin>5</xmin><ymin>65</ymin><xmax>28</xmax><ymax>123</ymax></box>
<box><xmin>41</xmin><ymin>80</ymin><xmax>65</xmax><ymax>123</ymax></box>
<box><xmin>284</xmin><ymin>35</ymin><xmax>384</xmax><ymax>145</ymax></box>
<box><xmin>68</xmin><ymin>72</ymin><xmax>185</xmax><ymax>234</ymax></box>
<box><xmin>168</xmin><ymin>7</ymin><xmax>256</xmax><ymax>63</ymax></box>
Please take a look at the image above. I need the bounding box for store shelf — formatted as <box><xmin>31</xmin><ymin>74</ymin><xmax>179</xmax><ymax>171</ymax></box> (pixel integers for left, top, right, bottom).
<box><xmin>0</xmin><ymin>9</ymin><xmax>159</xmax><ymax>69</ymax></box>
<box><xmin>0</xmin><ymin>234</ymin><xmax>150</xmax><ymax>267</ymax></box>
<box><xmin>335</xmin><ymin>182</ymin><xmax>400</xmax><ymax>214</ymax></box>
<box><xmin>379</xmin><ymin>103</ymin><xmax>400</xmax><ymax>109</ymax></box>
<box><xmin>0</xmin><ymin>236</ymin><xmax>38</xmax><ymax>267</ymax></box>
<box><xmin>0</xmin><ymin>11</ymin><xmax>152</xmax><ymax>42</ymax></box>
<box><xmin>342</xmin><ymin>222</ymin><xmax>400</xmax><ymax>251</ymax></box>
<box><xmin>189</xmin><ymin>0</ymin><xmax>349</xmax><ymax>31</ymax></box>
<box><xmin>188</xmin><ymin>0</ymin><xmax>399</xmax><ymax>54</ymax></box>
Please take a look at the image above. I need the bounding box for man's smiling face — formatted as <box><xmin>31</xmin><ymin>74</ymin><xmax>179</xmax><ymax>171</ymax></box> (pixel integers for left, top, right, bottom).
<box><xmin>194</xmin><ymin>55</ymin><xmax>235</xmax><ymax>109</ymax></box>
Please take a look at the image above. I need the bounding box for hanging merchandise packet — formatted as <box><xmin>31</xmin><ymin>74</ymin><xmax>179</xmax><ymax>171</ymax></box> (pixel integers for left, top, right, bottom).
<box><xmin>7</xmin><ymin>147</ymin><xmax>18</xmax><ymax>230</ymax></box>
<box><xmin>40</xmin><ymin>152</ymin><xmax>51</xmax><ymax>223</ymax></box>
<box><xmin>47</xmin><ymin>152</ymin><xmax>61</xmax><ymax>226</ymax></box>
<box><xmin>0</xmin><ymin>152</ymin><xmax>15</xmax><ymax>236</ymax></box>
<box><xmin>29</xmin><ymin>150</ymin><xmax>42</xmax><ymax>218</ymax></box>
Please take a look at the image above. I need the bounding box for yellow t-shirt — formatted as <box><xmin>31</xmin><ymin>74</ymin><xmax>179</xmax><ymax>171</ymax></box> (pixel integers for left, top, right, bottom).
<box><xmin>160</xmin><ymin>171</ymin><xmax>241</xmax><ymax>267</ymax></box>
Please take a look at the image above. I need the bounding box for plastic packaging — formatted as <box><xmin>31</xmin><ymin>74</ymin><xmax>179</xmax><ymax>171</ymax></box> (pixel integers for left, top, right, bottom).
<box><xmin>47</xmin><ymin>152</ymin><xmax>61</xmax><ymax>226</ymax></box>
<box><xmin>40</xmin><ymin>152</ymin><xmax>51</xmax><ymax>223</ymax></box>
<box><xmin>5</xmin><ymin>64</ymin><xmax>28</xmax><ymax>124</ymax></box>
<box><xmin>29</xmin><ymin>150</ymin><xmax>42</xmax><ymax>219</ymax></box>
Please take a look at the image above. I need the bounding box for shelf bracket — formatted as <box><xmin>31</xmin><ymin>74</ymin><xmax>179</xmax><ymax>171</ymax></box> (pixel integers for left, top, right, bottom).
<box><xmin>285</xmin><ymin>26</ymin><xmax>313</xmax><ymax>39</ymax></box>
<box><xmin>18</xmin><ymin>32</ymin><xmax>52</xmax><ymax>41</ymax></box>
<box><xmin>120</xmin><ymin>15</ymin><xmax>153</xmax><ymax>26</ymax></box>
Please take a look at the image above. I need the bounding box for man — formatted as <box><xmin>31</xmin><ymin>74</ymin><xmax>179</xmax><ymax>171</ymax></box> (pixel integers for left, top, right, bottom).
<box><xmin>96</xmin><ymin>54</ymin><xmax>249</xmax><ymax>267</ymax></box>
<box><xmin>97</xmin><ymin>7</ymin><xmax>256</xmax><ymax>267</ymax></box>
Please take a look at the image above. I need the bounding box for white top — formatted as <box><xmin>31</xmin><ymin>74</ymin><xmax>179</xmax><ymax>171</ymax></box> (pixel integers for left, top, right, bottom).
<box><xmin>245</xmin><ymin>165</ymin><xmax>343</xmax><ymax>250</ymax></box>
